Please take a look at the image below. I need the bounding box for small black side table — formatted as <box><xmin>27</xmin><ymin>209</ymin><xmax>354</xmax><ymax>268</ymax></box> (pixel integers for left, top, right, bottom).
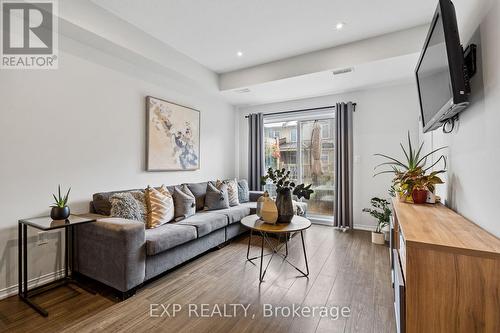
<box><xmin>18</xmin><ymin>215</ymin><xmax>96</xmax><ymax>317</ymax></box>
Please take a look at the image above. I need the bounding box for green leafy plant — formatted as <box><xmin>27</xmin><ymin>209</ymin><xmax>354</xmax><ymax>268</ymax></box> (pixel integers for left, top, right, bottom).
<box><xmin>374</xmin><ymin>131</ymin><xmax>447</xmax><ymax>177</ymax></box>
<box><xmin>373</xmin><ymin>131</ymin><xmax>447</xmax><ymax>199</ymax></box>
<box><xmin>261</xmin><ymin>168</ymin><xmax>314</xmax><ymax>199</ymax></box>
<box><xmin>362</xmin><ymin>197</ymin><xmax>391</xmax><ymax>233</ymax></box>
<box><xmin>51</xmin><ymin>185</ymin><xmax>71</xmax><ymax>208</ymax></box>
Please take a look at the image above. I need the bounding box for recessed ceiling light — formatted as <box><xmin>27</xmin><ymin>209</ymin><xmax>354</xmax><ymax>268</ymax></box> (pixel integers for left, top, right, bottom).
<box><xmin>335</xmin><ymin>22</ymin><xmax>345</xmax><ymax>30</ymax></box>
<box><xmin>237</xmin><ymin>51</ymin><xmax>243</xmax><ymax>57</ymax></box>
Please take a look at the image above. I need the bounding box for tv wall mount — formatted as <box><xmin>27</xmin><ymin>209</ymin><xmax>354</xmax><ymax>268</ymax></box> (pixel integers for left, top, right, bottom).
<box><xmin>443</xmin><ymin>43</ymin><xmax>477</xmax><ymax>134</ymax></box>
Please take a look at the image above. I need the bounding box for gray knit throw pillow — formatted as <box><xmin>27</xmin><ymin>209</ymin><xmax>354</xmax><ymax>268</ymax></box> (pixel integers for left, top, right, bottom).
<box><xmin>110</xmin><ymin>192</ymin><xmax>145</xmax><ymax>222</ymax></box>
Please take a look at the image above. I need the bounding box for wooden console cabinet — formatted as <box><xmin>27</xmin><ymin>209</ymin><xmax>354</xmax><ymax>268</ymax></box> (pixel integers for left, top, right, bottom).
<box><xmin>390</xmin><ymin>199</ymin><xmax>500</xmax><ymax>333</ymax></box>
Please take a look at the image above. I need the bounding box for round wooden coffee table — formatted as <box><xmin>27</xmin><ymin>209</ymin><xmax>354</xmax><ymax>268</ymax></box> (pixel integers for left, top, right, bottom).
<box><xmin>241</xmin><ymin>214</ymin><xmax>311</xmax><ymax>282</ymax></box>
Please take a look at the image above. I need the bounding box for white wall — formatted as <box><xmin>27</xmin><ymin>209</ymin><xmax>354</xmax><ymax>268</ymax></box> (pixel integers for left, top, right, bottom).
<box><xmin>237</xmin><ymin>82</ymin><xmax>420</xmax><ymax>229</ymax></box>
<box><xmin>0</xmin><ymin>12</ymin><xmax>235</xmax><ymax>295</ymax></box>
<box><xmin>422</xmin><ymin>0</ymin><xmax>500</xmax><ymax>237</ymax></box>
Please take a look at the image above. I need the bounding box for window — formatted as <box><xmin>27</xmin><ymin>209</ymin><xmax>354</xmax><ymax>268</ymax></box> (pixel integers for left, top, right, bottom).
<box><xmin>263</xmin><ymin>110</ymin><xmax>335</xmax><ymax>223</ymax></box>
<box><xmin>290</xmin><ymin>128</ymin><xmax>297</xmax><ymax>142</ymax></box>
<box><xmin>321</xmin><ymin>123</ymin><xmax>331</xmax><ymax>139</ymax></box>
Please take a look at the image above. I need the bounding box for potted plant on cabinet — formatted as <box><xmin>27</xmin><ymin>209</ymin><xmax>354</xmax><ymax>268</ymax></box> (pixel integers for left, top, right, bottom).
<box><xmin>374</xmin><ymin>131</ymin><xmax>447</xmax><ymax>203</ymax></box>
<box><xmin>260</xmin><ymin>168</ymin><xmax>314</xmax><ymax>223</ymax></box>
<box><xmin>362</xmin><ymin>197</ymin><xmax>391</xmax><ymax>244</ymax></box>
<box><xmin>51</xmin><ymin>185</ymin><xmax>71</xmax><ymax>220</ymax></box>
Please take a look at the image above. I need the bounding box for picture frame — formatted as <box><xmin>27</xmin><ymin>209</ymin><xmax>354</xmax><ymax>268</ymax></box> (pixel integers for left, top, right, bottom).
<box><xmin>146</xmin><ymin>96</ymin><xmax>201</xmax><ymax>171</ymax></box>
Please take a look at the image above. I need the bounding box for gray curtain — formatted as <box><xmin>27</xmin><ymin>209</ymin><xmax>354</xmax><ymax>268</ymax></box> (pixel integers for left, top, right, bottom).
<box><xmin>334</xmin><ymin>102</ymin><xmax>354</xmax><ymax>229</ymax></box>
<box><xmin>248</xmin><ymin>113</ymin><xmax>264</xmax><ymax>191</ymax></box>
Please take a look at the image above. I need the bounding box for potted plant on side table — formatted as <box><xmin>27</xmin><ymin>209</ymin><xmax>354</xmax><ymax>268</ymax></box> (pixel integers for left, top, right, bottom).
<box><xmin>362</xmin><ymin>197</ymin><xmax>391</xmax><ymax>244</ymax></box>
<box><xmin>51</xmin><ymin>185</ymin><xmax>71</xmax><ymax>220</ymax></box>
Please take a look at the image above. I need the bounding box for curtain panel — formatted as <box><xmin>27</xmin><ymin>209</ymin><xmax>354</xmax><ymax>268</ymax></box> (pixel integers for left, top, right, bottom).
<box><xmin>248</xmin><ymin>113</ymin><xmax>264</xmax><ymax>191</ymax></box>
<box><xmin>334</xmin><ymin>102</ymin><xmax>354</xmax><ymax>229</ymax></box>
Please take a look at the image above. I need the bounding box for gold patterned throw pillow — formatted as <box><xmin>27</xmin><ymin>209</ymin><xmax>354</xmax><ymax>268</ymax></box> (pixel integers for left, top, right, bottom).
<box><xmin>145</xmin><ymin>185</ymin><xmax>174</xmax><ymax>229</ymax></box>
<box><xmin>217</xmin><ymin>179</ymin><xmax>239</xmax><ymax>206</ymax></box>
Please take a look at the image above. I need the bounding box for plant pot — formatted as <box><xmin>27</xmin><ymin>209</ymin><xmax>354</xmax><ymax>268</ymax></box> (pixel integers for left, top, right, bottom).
<box><xmin>371</xmin><ymin>232</ymin><xmax>385</xmax><ymax>245</ymax></box>
<box><xmin>411</xmin><ymin>189</ymin><xmax>428</xmax><ymax>204</ymax></box>
<box><xmin>51</xmin><ymin>206</ymin><xmax>70</xmax><ymax>220</ymax></box>
<box><xmin>276</xmin><ymin>188</ymin><xmax>294</xmax><ymax>223</ymax></box>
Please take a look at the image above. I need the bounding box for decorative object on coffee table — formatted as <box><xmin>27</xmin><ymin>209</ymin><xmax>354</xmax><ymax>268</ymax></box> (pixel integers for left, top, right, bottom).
<box><xmin>18</xmin><ymin>215</ymin><xmax>96</xmax><ymax>316</ymax></box>
<box><xmin>50</xmin><ymin>185</ymin><xmax>71</xmax><ymax>220</ymax></box>
<box><xmin>146</xmin><ymin>96</ymin><xmax>200</xmax><ymax>171</ymax></box>
<box><xmin>261</xmin><ymin>168</ymin><xmax>313</xmax><ymax>223</ymax></box>
<box><xmin>362</xmin><ymin>197</ymin><xmax>391</xmax><ymax>245</ymax></box>
<box><xmin>256</xmin><ymin>191</ymin><xmax>278</xmax><ymax>224</ymax></box>
<box><xmin>241</xmin><ymin>214</ymin><xmax>311</xmax><ymax>282</ymax></box>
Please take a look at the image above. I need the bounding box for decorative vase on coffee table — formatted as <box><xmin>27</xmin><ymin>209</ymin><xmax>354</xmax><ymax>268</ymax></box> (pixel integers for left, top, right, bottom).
<box><xmin>276</xmin><ymin>188</ymin><xmax>294</xmax><ymax>223</ymax></box>
<box><xmin>256</xmin><ymin>191</ymin><xmax>278</xmax><ymax>224</ymax></box>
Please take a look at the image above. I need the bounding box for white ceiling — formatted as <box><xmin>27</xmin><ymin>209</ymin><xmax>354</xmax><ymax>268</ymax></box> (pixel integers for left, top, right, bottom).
<box><xmin>220</xmin><ymin>53</ymin><xmax>419</xmax><ymax>105</ymax></box>
<box><xmin>92</xmin><ymin>0</ymin><xmax>437</xmax><ymax>73</ymax></box>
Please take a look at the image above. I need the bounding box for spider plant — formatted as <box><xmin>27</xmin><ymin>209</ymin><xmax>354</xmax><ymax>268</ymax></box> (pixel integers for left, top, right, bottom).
<box><xmin>51</xmin><ymin>185</ymin><xmax>71</xmax><ymax>208</ymax></box>
<box><xmin>374</xmin><ymin>131</ymin><xmax>447</xmax><ymax>177</ymax></box>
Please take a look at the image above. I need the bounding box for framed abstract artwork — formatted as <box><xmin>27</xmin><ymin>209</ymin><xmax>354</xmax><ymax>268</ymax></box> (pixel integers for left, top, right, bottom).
<box><xmin>146</xmin><ymin>96</ymin><xmax>200</xmax><ymax>171</ymax></box>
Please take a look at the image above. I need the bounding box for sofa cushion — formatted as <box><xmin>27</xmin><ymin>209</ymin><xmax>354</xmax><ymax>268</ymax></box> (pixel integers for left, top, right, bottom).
<box><xmin>173</xmin><ymin>185</ymin><xmax>196</xmax><ymax>221</ymax></box>
<box><xmin>239</xmin><ymin>201</ymin><xmax>257</xmax><ymax>215</ymax></box>
<box><xmin>218</xmin><ymin>179</ymin><xmax>239</xmax><ymax>206</ymax></box>
<box><xmin>237</xmin><ymin>179</ymin><xmax>250</xmax><ymax>203</ymax></box>
<box><xmin>145</xmin><ymin>224</ymin><xmax>197</xmax><ymax>255</ymax></box>
<box><xmin>110</xmin><ymin>192</ymin><xmax>146</xmax><ymax>223</ymax></box>
<box><xmin>175</xmin><ymin>212</ymin><xmax>228</xmax><ymax>237</ymax></box>
<box><xmin>204</xmin><ymin>182</ymin><xmax>230</xmax><ymax>211</ymax></box>
<box><xmin>211</xmin><ymin>205</ymin><xmax>251</xmax><ymax>224</ymax></box>
<box><xmin>145</xmin><ymin>185</ymin><xmax>174</xmax><ymax>228</ymax></box>
<box><xmin>187</xmin><ymin>182</ymin><xmax>208</xmax><ymax>211</ymax></box>
<box><xmin>93</xmin><ymin>189</ymin><xmax>143</xmax><ymax>216</ymax></box>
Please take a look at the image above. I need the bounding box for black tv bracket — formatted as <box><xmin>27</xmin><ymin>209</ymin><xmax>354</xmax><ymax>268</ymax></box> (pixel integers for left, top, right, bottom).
<box><xmin>463</xmin><ymin>43</ymin><xmax>477</xmax><ymax>94</ymax></box>
<box><xmin>443</xmin><ymin>44</ymin><xmax>477</xmax><ymax>134</ymax></box>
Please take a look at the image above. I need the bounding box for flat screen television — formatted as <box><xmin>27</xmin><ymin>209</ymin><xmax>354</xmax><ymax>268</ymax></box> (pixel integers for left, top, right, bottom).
<box><xmin>415</xmin><ymin>0</ymin><xmax>469</xmax><ymax>133</ymax></box>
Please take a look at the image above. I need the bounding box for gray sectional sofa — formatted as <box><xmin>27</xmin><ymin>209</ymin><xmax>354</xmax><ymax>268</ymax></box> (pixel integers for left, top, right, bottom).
<box><xmin>74</xmin><ymin>181</ymin><xmax>264</xmax><ymax>298</ymax></box>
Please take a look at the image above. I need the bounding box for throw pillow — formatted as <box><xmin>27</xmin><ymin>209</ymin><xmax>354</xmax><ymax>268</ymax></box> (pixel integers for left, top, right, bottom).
<box><xmin>145</xmin><ymin>185</ymin><xmax>175</xmax><ymax>228</ymax></box>
<box><xmin>217</xmin><ymin>179</ymin><xmax>239</xmax><ymax>206</ymax></box>
<box><xmin>173</xmin><ymin>184</ymin><xmax>196</xmax><ymax>221</ymax></box>
<box><xmin>237</xmin><ymin>179</ymin><xmax>250</xmax><ymax>203</ymax></box>
<box><xmin>110</xmin><ymin>192</ymin><xmax>145</xmax><ymax>222</ymax></box>
<box><xmin>204</xmin><ymin>182</ymin><xmax>230</xmax><ymax>210</ymax></box>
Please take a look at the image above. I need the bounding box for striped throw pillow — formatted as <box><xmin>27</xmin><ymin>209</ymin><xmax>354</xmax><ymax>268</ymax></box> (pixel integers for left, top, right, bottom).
<box><xmin>145</xmin><ymin>185</ymin><xmax>174</xmax><ymax>229</ymax></box>
<box><xmin>217</xmin><ymin>179</ymin><xmax>239</xmax><ymax>206</ymax></box>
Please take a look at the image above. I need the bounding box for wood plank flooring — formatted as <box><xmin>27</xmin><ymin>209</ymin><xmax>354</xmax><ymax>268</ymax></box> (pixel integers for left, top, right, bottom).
<box><xmin>0</xmin><ymin>226</ymin><xmax>395</xmax><ymax>333</ymax></box>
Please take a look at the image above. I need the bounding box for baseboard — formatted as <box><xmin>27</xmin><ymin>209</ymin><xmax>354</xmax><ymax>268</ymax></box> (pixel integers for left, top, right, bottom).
<box><xmin>354</xmin><ymin>224</ymin><xmax>377</xmax><ymax>232</ymax></box>
<box><xmin>0</xmin><ymin>268</ymin><xmax>66</xmax><ymax>300</ymax></box>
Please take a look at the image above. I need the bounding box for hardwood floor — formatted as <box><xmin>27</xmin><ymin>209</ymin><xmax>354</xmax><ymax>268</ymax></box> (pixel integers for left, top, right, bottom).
<box><xmin>0</xmin><ymin>226</ymin><xmax>395</xmax><ymax>333</ymax></box>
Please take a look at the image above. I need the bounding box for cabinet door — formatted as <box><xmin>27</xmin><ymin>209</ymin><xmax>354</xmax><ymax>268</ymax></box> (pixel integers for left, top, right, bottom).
<box><xmin>393</xmin><ymin>250</ymin><xmax>405</xmax><ymax>333</ymax></box>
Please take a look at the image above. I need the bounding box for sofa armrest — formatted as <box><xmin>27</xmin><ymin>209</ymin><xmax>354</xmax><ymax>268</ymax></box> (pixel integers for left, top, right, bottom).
<box><xmin>249</xmin><ymin>191</ymin><xmax>264</xmax><ymax>202</ymax></box>
<box><xmin>75</xmin><ymin>217</ymin><xmax>146</xmax><ymax>292</ymax></box>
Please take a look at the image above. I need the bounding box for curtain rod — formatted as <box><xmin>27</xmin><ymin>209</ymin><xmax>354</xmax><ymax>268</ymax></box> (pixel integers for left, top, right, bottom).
<box><xmin>244</xmin><ymin>103</ymin><xmax>356</xmax><ymax>118</ymax></box>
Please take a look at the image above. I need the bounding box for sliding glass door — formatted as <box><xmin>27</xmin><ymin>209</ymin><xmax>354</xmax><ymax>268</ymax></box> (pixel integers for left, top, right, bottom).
<box><xmin>263</xmin><ymin>110</ymin><xmax>335</xmax><ymax>224</ymax></box>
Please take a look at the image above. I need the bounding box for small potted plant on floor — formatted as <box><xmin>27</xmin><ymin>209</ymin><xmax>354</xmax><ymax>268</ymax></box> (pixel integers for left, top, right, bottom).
<box><xmin>362</xmin><ymin>197</ymin><xmax>391</xmax><ymax>245</ymax></box>
<box><xmin>51</xmin><ymin>185</ymin><xmax>71</xmax><ymax>220</ymax></box>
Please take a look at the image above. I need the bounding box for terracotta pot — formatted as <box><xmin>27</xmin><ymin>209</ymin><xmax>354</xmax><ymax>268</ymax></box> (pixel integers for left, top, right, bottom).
<box><xmin>371</xmin><ymin>232</ymin><xmax>385</xmax><ymax>245</ymax></box>
<box><xmin>412</xmin><ymin>189</ymin><xmax>428</xmax><ymax>204</ymax></box>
